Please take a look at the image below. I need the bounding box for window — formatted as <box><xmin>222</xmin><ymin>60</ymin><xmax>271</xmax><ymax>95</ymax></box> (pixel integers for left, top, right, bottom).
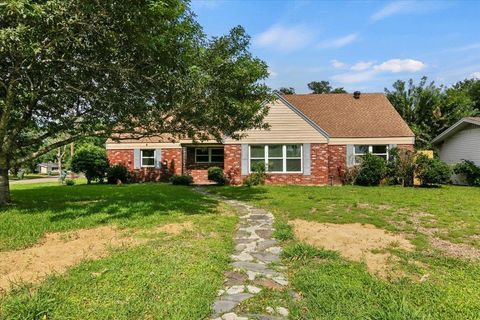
<box><xmin>141</xmin><ymin>149</ymin><xmax>155</xmax><ymax>167</ymax></box>
<box><xmin>354</xmin><ymin>145</ymin><xmax>388</xmax><ymax>164</ymax></box>
<box><xmin>249</xmin><ymin>145</ymin><xmax>302</xmax><ymax>173</ymax></box>
<box><xmin>195</xmin><ymin>148</ymin><xmax>224</xmax><ymax>163</ymax></box>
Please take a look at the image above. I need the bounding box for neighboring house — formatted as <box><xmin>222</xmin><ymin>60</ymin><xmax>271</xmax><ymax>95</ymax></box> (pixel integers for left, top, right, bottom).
<box><xmin>37</xmin><ymin>162</ymin><xmax>59</xmax><ymax>174</ymax></box>
<box><xmin>432</xmin><ymin>117</ymin><xmax>480</xmax><ymax>184</ymax></box>
<box><xmin>106</xmin><ymin>92</ymin><xmax>414</xmax><ymax>185</ymax></box>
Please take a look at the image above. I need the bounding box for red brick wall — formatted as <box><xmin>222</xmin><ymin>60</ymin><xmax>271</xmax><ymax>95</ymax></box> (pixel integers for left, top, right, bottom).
<box><xmin>397</xmin><ymin>144</ymin><xmax>414</xmax><ymax>151</ymax></box>
<box><xmin>107</xmin><ymin>148</ymin><xmax>182</xmax><ymax>182</ymax></box>
<box><xmin>224</xmin><ymin>145</ymin><xmax>242</xmax><ymax>185</ymax></box>
<box><xmin>328</xmin><ymin>145</ymin><xmax>346</xmax><ymax>185</ymax></box>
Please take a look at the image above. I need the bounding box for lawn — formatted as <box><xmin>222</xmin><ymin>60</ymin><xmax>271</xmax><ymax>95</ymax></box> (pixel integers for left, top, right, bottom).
<box><xmin>209</xmin><ymin>185</ymin><xmax>480</xmax><ymax>320</ymax></box>
<box><xmin>0</xmin><ymin>182</ymin><xmax>237</xmax><ymax>319</ymax></box>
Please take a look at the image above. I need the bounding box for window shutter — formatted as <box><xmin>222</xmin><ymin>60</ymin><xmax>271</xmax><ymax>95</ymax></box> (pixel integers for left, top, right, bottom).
<box><xmin>241</xmin><ymin>144</ymin><xmax>249</xmax><ymax>176</ymax></box>
<box><xmin>346</xmin><ymin>144</ymin><xmax>355</xmax><ymax>167</ymax></box>
<box><xmin>155</xmin><ymin>148</ymin><xmax>162</xmax><ymax>168</ymax></box>
<box><xmin>303</xmin><ymin>143</ymin><xmax>311</xmax><ymax>176</ymax></box>
<box><xmin>133</xmin><ymin>149</ymin><xmax>141</xmax><ymax>169</ymax></box>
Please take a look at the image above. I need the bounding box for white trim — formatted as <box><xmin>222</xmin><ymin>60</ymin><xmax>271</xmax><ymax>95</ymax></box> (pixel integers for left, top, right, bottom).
<box><xmin>106</xmin><ymin>142</ymin><xmax>181</xmax><ymax>149</ymax></box>
<box><xmin>432</xmin><ymin>117</ymin><xmax>480</xmax><ymax>144</ymax></box>
<box><xmin>194</xmin><ymin>147</ymin><xmax>224</xmax><ymax>163</ymax></box>
<box><xmin>353</xmin><ymin>145</ymin><xmax>389</xmax><ymax>165</ymax></box>
<box><xmin>249</xmin><ymin>144</ymin><xmax>303</xmax><ymax>173</ymax></box>
<box><xmin>140</xmin><ymin>149</ymin><xmax>156</xmax><ymax>167</ymax></box>
<box><xmin>329</xmin><ymin>137</ymin><xmax>414</xmax><ymax>145</ymax></box>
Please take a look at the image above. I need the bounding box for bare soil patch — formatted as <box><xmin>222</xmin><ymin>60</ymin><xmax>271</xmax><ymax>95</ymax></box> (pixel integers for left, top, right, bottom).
<box><xmin>0</xmin><ymin>222</ymin><xmax>193</xmax><ymax>294</ymax></box>
<box><xmin>289</xmin><ymin>219</ymin><xmax>414</xmax><ymax>278</ymax></box>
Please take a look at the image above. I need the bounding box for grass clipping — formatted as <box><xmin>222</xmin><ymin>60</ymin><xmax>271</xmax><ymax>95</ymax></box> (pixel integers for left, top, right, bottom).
<box><xmin>0</xmin><ymin>222</ymin><xmax>193</xmax><ymax>294</ymax></box>
<box><xmin>289</xmin><ymin>219</ymin><xmax>414</xmax><ymax>278</ymax></box>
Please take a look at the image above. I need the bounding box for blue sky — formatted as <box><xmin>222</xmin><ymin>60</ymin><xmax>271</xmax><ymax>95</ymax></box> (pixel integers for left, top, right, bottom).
<box><xmin>191</xmin><ymin>0</ymin><xmax>480</xmax><ymax>93</ymax></box>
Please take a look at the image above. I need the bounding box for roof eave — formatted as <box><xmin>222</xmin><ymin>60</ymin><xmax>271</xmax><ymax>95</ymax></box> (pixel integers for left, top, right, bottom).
<box><xmin>432</xmin><ymin>117</ymin><xmax>480</xmax><ymax>144</ymax></box>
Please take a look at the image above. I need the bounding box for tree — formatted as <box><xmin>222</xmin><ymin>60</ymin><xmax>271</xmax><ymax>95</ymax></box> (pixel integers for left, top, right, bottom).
<box><xmin>385</xmin><ymin>77</ymin><xmax>477</xmax><ymax>149</ymax></box>
<box><xmin>307</xmin><ymin>81</ymin><xmax>346</xmax><ymax>94</ymax></box>
<box><xmin>278</xmin><ymin>87</ymin><xmax>295</xmax><ymax>95</ymax></box>
<box><xmin>70</xmin><ymin>145</ymin><xmax>109</xmax><ymax>184</ymax></box>
<box><xmin>0</xmin><ymin>0</ymin><xmax>271</xmax><ymax>204</ymax></box>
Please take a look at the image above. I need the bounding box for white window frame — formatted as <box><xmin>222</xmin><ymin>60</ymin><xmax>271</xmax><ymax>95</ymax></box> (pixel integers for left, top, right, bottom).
<box><xmin>249</xmin><ymin>144</ymin><xmax>303</xmax><ymax>173</ymax></box>
<box><xmin>141</xmin><ymin>149</ymin><xmax>156</xmax><ymax>167</ymax></box>
<box><xmin>195</xmin><ymin>148</ymin><xmax>224</xmax><ymax>163</ymax></box>
<box><xmin>353</xmin><ymin>145</ymin><xmax>389</xmax><ymax>165</ymax></box>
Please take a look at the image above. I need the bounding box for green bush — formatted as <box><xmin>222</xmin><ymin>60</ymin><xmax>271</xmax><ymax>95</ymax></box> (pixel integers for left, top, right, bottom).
<box><xmin>355</xmin><ymin>153</ymin><xmax>387</xmax><ymax>186</ymax></box>
<box><xmin>243</xmin><ymin>162</ymin><xmax>267</xmax><ymax>187</ymax></box>
<box><xmin>207</xmin><ymin>166</ymin><xmax>226</xmax><ymax>185</ymax></box>
<box><xmin>70</xmin><ymin>145</ymin><xmax>109</xmax><ymax>184</ymax></box>
<box><xmin>415</xmin><ymin>155</ymin><xmax>452</xmax><ymax>186</ymax></box>
<box><xmin>170</xmin><ymin>174</ymin><xmax>193</xmax><ymax>185</ymax></box>
<box><xmin>341</xmin><ymin>166</ymin><xmax>360</xmax><ymax>185</ymax></box>
<box><xmin>386</xmin><ymin>148</ymin><xmax>416</xmax><ymax>187</ymax></box>
<box><xmin>453</xmin><ymin>160</ymin><xmax>480</xmax><ymax>186</ymax></box>
<box><xmin>107</xmin><ymin>164</ymin><xmax>131</xmax><ymax>184</ymax></box>
<box><xmin>65</xmin><ymin>179</ymin><xmax>75</xmax><ymax>186</ymax></box>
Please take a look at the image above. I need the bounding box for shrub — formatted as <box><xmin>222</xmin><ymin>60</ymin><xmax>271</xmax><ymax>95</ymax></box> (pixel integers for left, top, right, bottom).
<box><xmin>207</xmin><ymin>166</ymin><xmax>226</xmax><ymax>185</ymax></box>
<box><xmin>355</xmin><ymin>153</ymin><xmax>387</xmax><ymax>186</ymax></box>
<box><xmin>341</xmin><ymin>166</ymin><xmax>360</xmax><ymax>185</ymax></box>
<box><xmin>415</xmin><ymin>155</ymin><xmax>452</xmax><ymax>186</ymax></box>
<box><xmin>243</xmin><ymin>162</ymin><xmax>267</xmax><ymax>187</ymax></box>
<box><xmin>70</xmin><ymin>145</ymin><xmax>109</xmax><ymax>184</ymax></box>
<box><xmin>65</xmin><ymin>179</ymin><xmax>75</xmax><ymax>186</ymax></box>
<box><xmin>107</xmin><ymin>164</ymin><xmax>131</xmax><ymax>184</ymax></box>
<box><xmin>170</xmin><ymin>174</ymin><xmax>193</xmax><ymax>185</ymax></box>
<box><xmin>453</xmin><ymin>160</ymin><xmax>480</xmax><ymax>186</ymax></box>
<box><xmin>386</xmin><ymin>148</ymin><xmax>416</xmax><ymax>187</ymax></box>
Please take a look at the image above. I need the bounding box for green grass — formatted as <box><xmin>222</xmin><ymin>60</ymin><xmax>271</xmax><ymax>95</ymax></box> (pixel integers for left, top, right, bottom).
<box><xmin>8</xmin><ymin>173</ymin><xmax>54</xmax><ymax>180</ymax></box>
<box><xmin>0</xmin><ymin>181</ymin><xmax>237</xmax><ymax>319</ymax></box>
<box><xmin>209</xmin><ymin>185</ymin><xmax>480</xmax><ymax>319</ymax></box>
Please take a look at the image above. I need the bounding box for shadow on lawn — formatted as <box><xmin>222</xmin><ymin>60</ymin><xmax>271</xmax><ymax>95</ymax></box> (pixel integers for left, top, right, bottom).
<box><xmin>2</xmin><ymin>183</ymin><xmax>220</xmax><ymax>222</ymax></box>
<box><xmin>207</xmin><ymin>185</ymin><xmax>270</xmax><ymax>202</ymax></box>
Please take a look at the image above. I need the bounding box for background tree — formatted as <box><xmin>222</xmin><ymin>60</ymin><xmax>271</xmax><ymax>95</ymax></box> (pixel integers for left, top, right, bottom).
<box><xmin>278</xmin><ymin>87</ymin><xmax>295</xmax><ymax>95</ymax></box>
<box><xmin>0</xmin><ymin>0</ymin><xmax>271</xmax><ymax>204</ymax></box>
<box><xmin>385</xmin><ymin>76</ymin><xmax>478</xmax><ymax>149</ymax></box>
<box><xmin>308</xmin><ymin>81</ymin><xmax>347</xmax><ymax>94</ymax></box>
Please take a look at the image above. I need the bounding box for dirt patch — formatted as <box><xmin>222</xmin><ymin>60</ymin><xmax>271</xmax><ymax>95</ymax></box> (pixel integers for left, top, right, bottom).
<box><xmin>0</xmin><ymin>222</ymin><xmax>194</xmax><ymax>294</ymax></box>
<box><xmin>153</xmin><ymin>221</ymin><xmax>193</xmax><ymax>235</ymax></box>
<box><xmin>289</xmin><ymin>219</ymin><xmax>414</xmax><ymax>278</ymax></box>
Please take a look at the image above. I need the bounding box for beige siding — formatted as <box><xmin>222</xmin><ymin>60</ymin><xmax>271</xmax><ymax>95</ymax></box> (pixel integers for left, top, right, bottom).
<box><xmin>439</xmin><ymin>124</ymin><xmax>480</xmax><ymax>165</ymax></box>
<box><xmin>224</xmin><ymin>99</ymin><xmax>327</xmax><ymax>144</ymax></box>
<box><xmin>329</xmin><ymin>137</ymin><xmax>415</xmax><ymax>145</ymax></box>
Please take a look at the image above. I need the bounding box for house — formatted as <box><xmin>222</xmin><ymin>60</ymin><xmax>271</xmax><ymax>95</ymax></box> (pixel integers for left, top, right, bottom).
<box><xmin>432</xmin><ymin>117</ymin><xmax>480</xmax><ymax>184</ymax></box>
<box><xmin>37</xmin><ymin>162</ymin><xmax>59</xmax><ymax>174</ymax></box>
<box><xmin>106</xmin><ymin>92</ymin><xmax>414</xmax><ymax>185</ymax></box>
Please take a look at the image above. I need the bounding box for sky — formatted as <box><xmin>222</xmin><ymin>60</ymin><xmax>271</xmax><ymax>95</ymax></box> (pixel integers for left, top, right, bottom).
<box><xmin>191</xmin><ymin>0</ymin><xmax>480</xmax><ymax>93</ymax></box>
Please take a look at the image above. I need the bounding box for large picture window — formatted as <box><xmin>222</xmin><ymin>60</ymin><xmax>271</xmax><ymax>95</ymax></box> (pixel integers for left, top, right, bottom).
<box><xmin>354</xmin><ymin>145</ymin><xmax>388</xmax><ymax>164</ymax></box>
<box><xmin>141</xmin><ymin>149</ymin><xmax>155</xmax><ymax>167</ymax></box>
<box><xmin>195</xmin><ymin>148</ymin><xmax>224</xmax><ymax>163</ymax></box>
<box><xmin>249</xmin><ymin>145</ymin><xmax>302</xmax><ymax>173</ymax></box>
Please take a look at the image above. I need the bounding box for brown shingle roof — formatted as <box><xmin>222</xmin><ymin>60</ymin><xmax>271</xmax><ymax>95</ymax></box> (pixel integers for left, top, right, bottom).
<box><xmin>282</xmin><ymin>93</ymin><xmax>414</xmax><ymax>138</ymax></box>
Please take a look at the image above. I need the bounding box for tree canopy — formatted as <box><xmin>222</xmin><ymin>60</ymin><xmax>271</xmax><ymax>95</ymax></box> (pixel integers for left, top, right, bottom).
<box><xmin>308</xmin><ymin>81</ymin><xmax>347</xmax><ymax>94</ymax></box>
<box><xmin>278</xmin><ymin>87</ymin><xmax>295</xmax><ymax>95</ymax></box>
<box><xmin>385</xmin><ymin>76</ymin><xmax>479</xmax><ymax>149</ymax></box>
<box><xmin>0</xmin><ymin>0</ymin><xmax>271</xmax><ymax>203</ymax></box>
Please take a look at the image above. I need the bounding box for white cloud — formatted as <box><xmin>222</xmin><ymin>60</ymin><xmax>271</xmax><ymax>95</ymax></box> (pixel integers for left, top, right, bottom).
<box><xmin>332</xmin><ymin>58</ymin><xmax>426</xmax><ymax>83</ymax></box>
<box><xmin>471</xmin><ymin>72</ymin><xmax>480</xmax><ymax>79</ymax></box>
<box><xmin>373</xmin><ymin>59</ymin><xmax>426</xmax><ymax>73</ymax></box>
<box><xmin>371</xmin><ymin>1</ymin><xmax>414</xmax><ymax>21</ymax></box>
<box><xmin>318</xmin><ymin>33</ymin><xmax>357</xmax><ymax>49</ymax></box>
<box><xmin>268</xmin><ymin>68</ymin><xmax>278</xmax><ymax>78</ymax></box>
<box><xmin>331</xmin><ymin>59</ymin><xmax>347</xmax><ymax>69</ymax></box>
<box><xmin>351</xmin><ymin>61</ymin><xmax>375</xmax><ymax>71</ymax></box>
<box><xmin>254</xmin><ymin>24</ymin><xmax>312</xmax><ymax>51</ymax></box>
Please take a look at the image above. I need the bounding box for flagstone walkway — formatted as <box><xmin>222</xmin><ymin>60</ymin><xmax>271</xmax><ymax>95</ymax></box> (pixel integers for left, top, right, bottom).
<box><xmin>195</xmin><ymin>188</ymin><xmax>292</xmax><ymax>320</ymax></box>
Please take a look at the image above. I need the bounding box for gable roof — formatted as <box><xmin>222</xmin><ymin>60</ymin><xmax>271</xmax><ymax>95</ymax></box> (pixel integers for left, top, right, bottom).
<box><xmin>281</xmin><ymin>93</ymin><xmax>414</xmax><ymax>138</ymax></box>
<box><xmin>432</xmin><ymin>117</ymin><xmax>480</xmax><ymax>144</ymax></box>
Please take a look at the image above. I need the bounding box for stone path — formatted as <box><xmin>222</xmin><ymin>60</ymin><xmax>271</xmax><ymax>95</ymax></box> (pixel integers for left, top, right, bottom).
<box><xmin>196</xmin><ymin>188</ymin><xmax>291</xmax><ymax>320</ymax></box>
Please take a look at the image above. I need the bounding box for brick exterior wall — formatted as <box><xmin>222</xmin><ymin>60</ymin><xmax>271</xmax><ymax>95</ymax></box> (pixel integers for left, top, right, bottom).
<box><xmin>397</xmin><ymin>144</ymin><xmax>414</xmax><ymax>151</ymax></box>
<box><xmin>184</xmin><ymin>147</ymin><xmax>225</xmax><ymax>184</ymax></box>
<box><xmin>328</xmin><ymin>145</ymin><xmax>347</xmax><ymax>185</ymax></box>
<box><xmin>224</xmin><ymin>145</ymin><xmax>242</xmax><ymax>185</ymax></box>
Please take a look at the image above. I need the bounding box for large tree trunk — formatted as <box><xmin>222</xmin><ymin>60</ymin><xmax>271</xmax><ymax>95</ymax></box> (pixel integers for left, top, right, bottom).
<box><xmin>0</xmin><ymin>167</ymin><xmax>11</xmax><ymax>205</ymax></box>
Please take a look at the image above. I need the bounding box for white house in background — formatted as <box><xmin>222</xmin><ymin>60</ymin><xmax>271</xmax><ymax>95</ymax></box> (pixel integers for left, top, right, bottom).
<box><xmin>37</xmin><ymin>162</ymin><xmax>59</xmax><ymax>174</ymax></box>
<box><xmin>432</xmin><ymin>117</ymin><xmax>480</xmax><ymax>184</ymax></box>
